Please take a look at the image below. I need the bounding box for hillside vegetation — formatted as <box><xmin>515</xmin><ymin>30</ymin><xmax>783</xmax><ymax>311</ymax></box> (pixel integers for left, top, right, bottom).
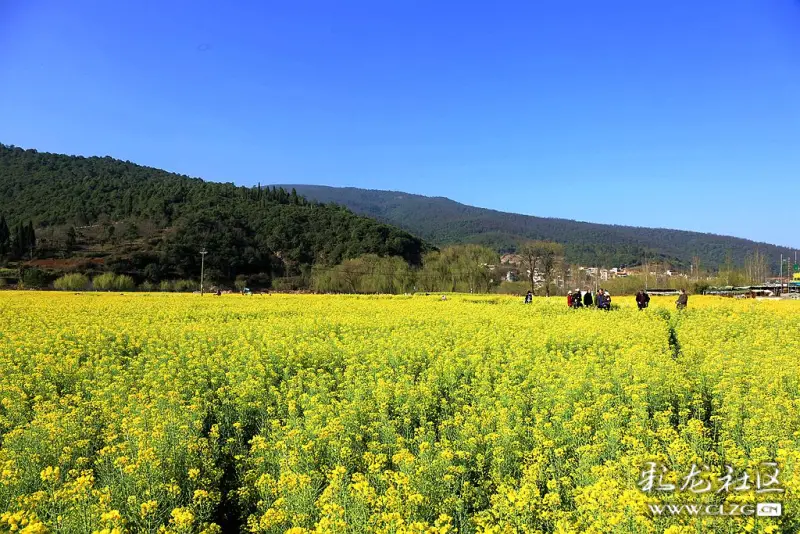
<box><xmin>0</xmin><ymin>145</ymin><xmax>428</xmax><ymax>286</ymax></box>
<box><xmin>283</xmin><ymin>185</ymin><xmax>793</xmax><ymax>270</ymax></box>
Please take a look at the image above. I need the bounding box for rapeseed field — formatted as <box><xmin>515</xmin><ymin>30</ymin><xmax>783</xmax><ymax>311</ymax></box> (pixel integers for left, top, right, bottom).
<box><xmin>1</xmin><ymin>292</ymin><xmax>798</xmax><ymax>533</ymax></box>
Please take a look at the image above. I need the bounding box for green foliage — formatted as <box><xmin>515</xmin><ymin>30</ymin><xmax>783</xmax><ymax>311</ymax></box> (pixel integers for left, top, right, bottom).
<box><xmin>92</xmin><ymin>272</ymin><xmax>117</xmax><ymax>291</ymax></box>
<box><xmin>173</xmin><ymin>279</ymin><xmax>198</xmax><ymax>292</ymax></box>
<box><xmin>0</xmin><ymin>215</ymin><xmax>9</xmax><ymax>258</ymax></box>
<box><xmin>139</xmin><ymin>281</ymin><xmax>154</xmax><ymax>292</ymax></box>
<box><xmin>3</xmin><ymin>219</ymin><xmax>37</xmax><ymax>260</ymax></box>
<box><xmin>53</xmin><ymin>273</ymin><xmax>90</xmax><ymax>291</ymax></box>
<box><xmin>312</xmin><ymin>254</ymin><xmax>416</xmax><ymax>294</ymax></box>
<box><xmin>271</xmin><ymin>276</ymin><xmax>304</xmax><ymax>291</ymax></box>
<box><xmin>416</xmin><ymin>245</ymin><xmax>500</xmax><ymax>293</ymax></box>
<box><xmin>234</xmin><ymin>275</ymin><xmax>248</xmax><ymax>292</ymax></box>
<box><xmin>159</xmin><ymin>280</ymin><xmax>173</xmax><ymax>292</ymax></box>
<box><xmin>113</xmin><ymin>274</ymin><xmax>136</xmax><ymax>291</ymax></box>
<box><xmin>288</xmin><ymin>185</ymin><xmax>794</xmax><ymax>272</ymax></box>
<box><xmin>245</xmin><ymin>273</ymin><xmax>272</xmax><ymax>290</ymax></box>
<box><xmin>0</xmin><ymin>145</ymin><xmax>430</xmax><ymax>286</ymax></box>
<box><xmin>65</xmin><ymin>226</ymin><xmax>77</xmax><ymax>253</ymax></box>
<box><xmin>21</xmin><ymin>268</ymin><xmax>48</xmax><ymax>289</ymax></box>
<box><xmin>314</xmin><ymin>245</ymin><xmax>499</xmax><ymax>294</ymax></box>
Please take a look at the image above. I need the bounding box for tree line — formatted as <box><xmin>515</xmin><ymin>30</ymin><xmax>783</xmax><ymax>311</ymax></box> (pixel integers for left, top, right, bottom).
<box><xmin>312</xmin><ymin>242</ymin><xmax>565</xmax><ymax>295</ymax></box>
<box><xmin>0</xmin><ymin>144</ymin><xmax>429</xmax><ymax>284</ymax></box>
<box><xmin>0</xmin><ymin>214</ymin><xmax>36</xmax><ymax>261</ymax></box>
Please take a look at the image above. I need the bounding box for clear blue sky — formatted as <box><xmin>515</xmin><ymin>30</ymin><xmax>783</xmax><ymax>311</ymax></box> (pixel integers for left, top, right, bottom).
<box><xmin>1</xmin><ymin>1</ymin><xmax>799</xmax><ymax>248</ymax></box>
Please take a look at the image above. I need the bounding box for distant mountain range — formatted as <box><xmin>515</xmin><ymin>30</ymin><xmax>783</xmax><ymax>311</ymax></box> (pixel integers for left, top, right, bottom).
<box><xmin>0</xmin><ymin>142</ymin><xmax>792</xmax><ymax>278</ymax></box>
<box><xmin>278</xmin><ymin>185</ymin><xmax>794</xmax><ymax>271</ymax></box>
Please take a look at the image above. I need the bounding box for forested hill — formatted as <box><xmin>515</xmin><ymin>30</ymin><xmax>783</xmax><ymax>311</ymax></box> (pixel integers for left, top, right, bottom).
<box><xmin>0</xmin><ymin>145</ymin><xmax>428</xmax><ymax>284</ymax></box>
<box><xmin>281</xmin><ymin>185</ymin><xmax>793</xmax><ymax>270</ymax></box>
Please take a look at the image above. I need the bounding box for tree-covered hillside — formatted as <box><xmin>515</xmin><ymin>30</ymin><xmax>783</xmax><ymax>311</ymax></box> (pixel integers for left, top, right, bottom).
<box><xmin>0</xmin><ymin>145</ymin><xmax>429</xmax><ymax>285</ymax></box>
<box><xmin>282</xmin><ymin>185</ymin><xmax>794</xmax><ymax>271</ymax></box>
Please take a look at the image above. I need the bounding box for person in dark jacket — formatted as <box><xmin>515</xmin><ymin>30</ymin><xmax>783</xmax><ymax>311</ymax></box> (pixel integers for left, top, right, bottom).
<box><xmin>676</xmin><ymin>289</ymin><xmax>688</xmax><ymax>310</ymax></box>
<box><xmin>596</xmin><ymin>289</ymin><xmax>607</xmax><ymax>309</ymax></box>
<box><xmin>583</xmin><ymin>290</ymin><xmax>593</xmax><ymax>307</ymax></box>
<box><xmin>636</xmin><ymin>290</ymin><xmax>646</xmax><ymax>311</ymax></box>
<box><xmin>643</xmin><ymin>290</ymin><xmax>650</xmax><ymax>309</ymax></box>
<box><xmin>524</xmin><ymin>290</ymin><xmax>532</xmax><ymax>304</ymax></box>
<box><xmin>572</xmin><ymin>289</ymin><xmax>583</xmax><ymax>308</ymax></box>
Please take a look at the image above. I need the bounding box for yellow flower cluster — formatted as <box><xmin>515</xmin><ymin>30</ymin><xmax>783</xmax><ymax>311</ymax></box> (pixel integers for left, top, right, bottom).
<box><xmin>1</xmin><ymin>291</ymin><xmax>798</xmax><ymax>532</ymax></box>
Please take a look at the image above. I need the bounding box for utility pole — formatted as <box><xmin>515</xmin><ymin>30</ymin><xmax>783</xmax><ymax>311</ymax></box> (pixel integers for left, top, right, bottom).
<box><xmin>200</xmin><ymin>249</ymin><xmax>208</xmax><ymax>296</ymax></box>
<box><xmin>644</xmin><ymin>252</ymin><xmax>648</xmax><ymax>291</ymax></box>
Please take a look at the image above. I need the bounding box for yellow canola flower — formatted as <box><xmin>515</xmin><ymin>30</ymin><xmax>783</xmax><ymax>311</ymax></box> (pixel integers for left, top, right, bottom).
<box><xmin>0</xmin><ymin>292</ymin><xmax>797</xmax><ymax>533</ymax></box>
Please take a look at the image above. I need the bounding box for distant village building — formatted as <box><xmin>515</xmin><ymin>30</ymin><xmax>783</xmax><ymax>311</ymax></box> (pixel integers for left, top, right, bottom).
<box><xmin>525</xmin><ymin>269</ymin><xmax>545</xmax><ymax>284</ymax></box>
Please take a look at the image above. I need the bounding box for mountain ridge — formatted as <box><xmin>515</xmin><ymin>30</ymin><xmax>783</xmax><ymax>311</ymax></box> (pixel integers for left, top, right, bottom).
<box><xmin>0</xmin><ymin>144</ymin><xmax>429</xmax><ymax>285</ymax></box>
<box><xmin>277</xmin><ymin>184</ymin><xmax>794</xmax><ymax>271</ymax></box>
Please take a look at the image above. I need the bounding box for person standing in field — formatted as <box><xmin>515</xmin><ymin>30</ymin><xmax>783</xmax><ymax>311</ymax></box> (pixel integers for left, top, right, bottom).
<box><xmin>597</xmin><ymin>290</ymin><xmax>611</xmax><ymax>310</ymax></box>
<box><xmin>583</xmin><ymin>290</ymin><xmax>593</xmax><ymax>307</ymax></box>
<box><xmin>636</xmin><ymin>290</ymin><xmax>646</xmax><ymax>311</ymax></box>
<box><xmin>643</xmin><ymin>290</ymin><xmax>650</xmax><ymax>309</ymax></box>
<box><xmin>676</xmin><ymin>289</ymin><xmax>688</xmax><ymax>310</ymax></box>
<box><xmin>572</xmin><ymin>289</ymin><xmax>583</xmax><ymax>308</ymax></box>
<box><xmin>567</xmin><ymin>291</ymin><xmax>573</xmax><ymax>308</ymax></box>
<box><xmin>524</xmin><ymin>290</ymin><xmax>532</xmax><ymax>304</ymax></box>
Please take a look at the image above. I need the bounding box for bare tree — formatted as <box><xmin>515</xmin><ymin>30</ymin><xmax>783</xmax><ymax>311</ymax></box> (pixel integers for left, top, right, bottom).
<box><xmin>538</xmin><ymin>242</ymin><xmax>563</xmax><ymax>297</ymax></box>
<box><xmin>518</xmin><ymin>242</ymin><xmax>541</xmax><ymax>293</ymax></box>
<box><xmin>519</xmin><ymin>241</ymin><xmax>565</xmax><ymax>296</ymax></box>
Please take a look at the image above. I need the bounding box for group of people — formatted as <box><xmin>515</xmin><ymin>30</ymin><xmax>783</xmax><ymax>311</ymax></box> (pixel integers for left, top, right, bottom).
<box><xmin>523</xmin><ymin>287</ymin><xmax>689</xmax><ymax>311</ymax></box>
<box><xmin>567</xmin><ymin>289</ymin><xmax>612</xmax><ymax>310</ymax></box>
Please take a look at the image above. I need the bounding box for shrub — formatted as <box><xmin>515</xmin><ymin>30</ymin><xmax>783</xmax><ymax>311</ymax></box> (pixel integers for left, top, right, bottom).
<box><xmin>92</xmin><ymin>272</ymin><xmax>117</xmax><ymax>291</ymax></box>
<box><xmin>159</xmin><ymin>280</ymin><xmax>173</xmax><ymax>292</ymax></box>
<box><xmin>234</xmin><ymin>275</ymin><xmax>248</xmax><ymax>292</ymax></box>
<box><xmin>139</xmin><ymin>281</ymin><xmax>154</xmax><ymax>292</ymax></box>
<box><xmin>54</xmin><ymin>273</ymin><xmax>90</xmax><ymax>291</ymax></box>
<box><xmin>174</xmin><ymin>279</ymin><xmax>199</xmax><ymax>292</ymax></box>
<box><xmin>113</xmin><ymin>274</ymin><xmax>136</xmax><ymax>291</ymax></box>
<box><xmin>247</xmin><ymin>273</ymin><xmax>272</xmax><ymax>290</ymax></box>
<box><xmin>272</xmin><ymin>276</ymin><xmax>303</xmax><ymax>291</ymax></box>
<box><xmin>21</xmin><ymin>268</ymin><xmax>49</xmax><ymax>289</ymax></box>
